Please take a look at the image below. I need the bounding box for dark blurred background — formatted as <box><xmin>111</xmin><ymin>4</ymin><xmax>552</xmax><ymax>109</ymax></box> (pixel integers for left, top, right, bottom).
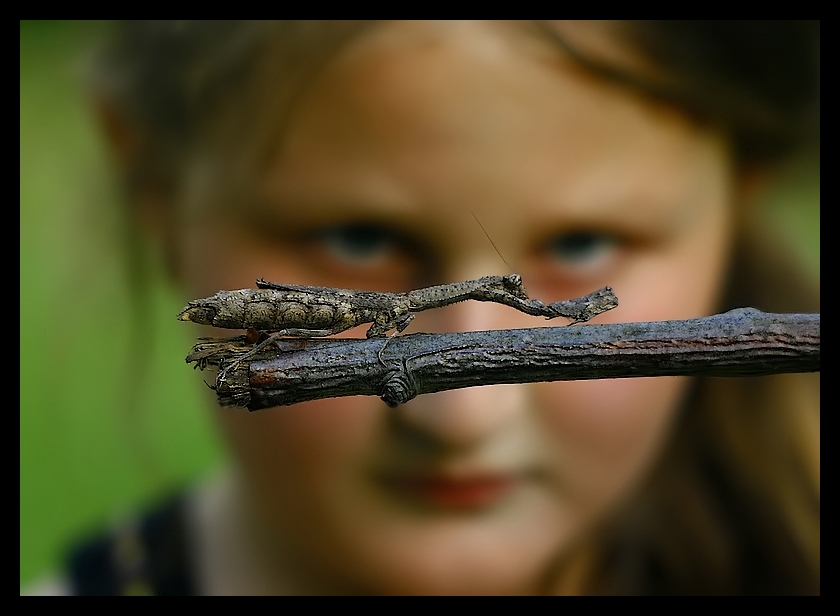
<box><xmin>19</xmin><ymin>20</ymin><xmax>819</xmax><ymax>587</ymax></box>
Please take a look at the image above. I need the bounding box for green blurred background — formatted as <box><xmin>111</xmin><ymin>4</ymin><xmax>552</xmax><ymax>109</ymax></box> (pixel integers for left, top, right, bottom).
<box><xmin>19</xmin><ymin>21</ymin><xmax>819</xmax><ymax>588</ymax></box>
<box><xmin>20</xmin><ymin>21</ymin><xmax>225</xmax><ymax>587</ymax></box>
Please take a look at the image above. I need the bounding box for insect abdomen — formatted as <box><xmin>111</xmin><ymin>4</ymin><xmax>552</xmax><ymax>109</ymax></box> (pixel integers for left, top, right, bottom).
<box><xmin>179</xmin><ymin>289</ymin><xmax>369</xmax><ymax>332</ymax></box>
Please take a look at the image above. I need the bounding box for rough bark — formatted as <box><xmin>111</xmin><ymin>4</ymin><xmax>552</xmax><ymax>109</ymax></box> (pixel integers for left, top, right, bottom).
<box><xmin>185</xmin><ymin>308</ymin><xmax>820</xmax><ymax>411</ymax></box>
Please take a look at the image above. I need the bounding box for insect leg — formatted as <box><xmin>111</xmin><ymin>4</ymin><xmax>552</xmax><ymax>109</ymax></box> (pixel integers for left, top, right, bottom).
<box><xmin>217</xmin><ymin>327</ymin><xmax>344</xmax><ymax>384</ymax></box>
<box><xmin>376</xmin><ymin>313</ymin><xmax>415</xmax><ymax>367</ymax></box>
<box><xmin>255</xmin><ymin>279</ymin><xmax>352</xmax><ymax>295</ymax></box>
<box><xmin>545</xmin><ymin>287</ymin><xmax>618</xmax><ymax>323</ymax></box>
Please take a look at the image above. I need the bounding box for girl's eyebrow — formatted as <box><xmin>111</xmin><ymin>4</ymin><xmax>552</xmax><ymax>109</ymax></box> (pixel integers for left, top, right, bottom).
<box><xmin>517</xmin><ymin>194</ymin><xmax>708</xmax><ymax>242</ymax></box>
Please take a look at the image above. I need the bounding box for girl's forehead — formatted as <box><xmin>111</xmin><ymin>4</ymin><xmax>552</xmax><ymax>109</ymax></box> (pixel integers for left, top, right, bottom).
<box><xmin>276</xmin><ymin>20</ymin><xmax>719</xmax><ymax>167</ymax></box>
<box><xmin>262</xmin><ymin>22</ymin><xmax>729</xmax><ymax>236</ymax></box>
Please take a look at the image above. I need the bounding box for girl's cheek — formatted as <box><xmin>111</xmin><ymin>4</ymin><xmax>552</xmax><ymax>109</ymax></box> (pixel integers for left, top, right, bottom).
<box><xmin>534</xmin><ymin>376</ymin><xmax>684</xmax><ymax>509</ymax></box>
<box><xmin>215</xmin><ymin>396</ymin><xmax>383</xmax><ymax>511</ymax></box>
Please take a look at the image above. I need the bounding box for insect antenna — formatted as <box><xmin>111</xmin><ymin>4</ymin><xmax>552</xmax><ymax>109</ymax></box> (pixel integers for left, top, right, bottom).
<box><xmin>471</xmin><ymin>212</ymin><xmax>516</xmax><ymax>273</ymax></box>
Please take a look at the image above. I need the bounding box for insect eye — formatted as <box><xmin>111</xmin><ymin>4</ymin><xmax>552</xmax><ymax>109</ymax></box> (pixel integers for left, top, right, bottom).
<box><xmin>502</xmin><ymin>273</ymin><xmax>525</xmax><ymax>295</ymax></box>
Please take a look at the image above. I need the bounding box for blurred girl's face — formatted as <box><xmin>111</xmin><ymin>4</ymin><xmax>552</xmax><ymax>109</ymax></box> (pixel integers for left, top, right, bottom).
<box><xmin>177</xmin><ymin>21</ymin><xmax>734</xmax><ymax>594</ymax></box>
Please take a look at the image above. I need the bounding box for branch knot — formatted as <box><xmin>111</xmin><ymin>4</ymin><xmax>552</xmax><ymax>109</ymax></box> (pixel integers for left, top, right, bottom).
<box><xmin>380</xmin><ymin>368</ymin><xmax>417</xmax><ymax>407</ymax></box>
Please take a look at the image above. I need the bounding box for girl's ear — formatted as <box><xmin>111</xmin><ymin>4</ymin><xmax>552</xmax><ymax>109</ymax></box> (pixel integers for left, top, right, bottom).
<box><xmin>95</xmin><ymin>98</ymin><xmax>140</xmax><ymax>171</ymax></box>
<box><xmin>733</xmin><ymin>164</ymin><xmax>774</xmax><ymax>223</ymax></box>
<box><xmin>95</xmin><ymin>97</ymin><xmax>183</xmax><ymax>282</ymax></box>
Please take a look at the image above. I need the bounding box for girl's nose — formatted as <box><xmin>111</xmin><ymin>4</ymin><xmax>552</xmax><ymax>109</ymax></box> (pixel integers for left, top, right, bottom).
<box><xmin>390</xmin><ymin>297</ymin><xmax>534</xmax><ymax>450</ymax></box>
<box><xmin>391</xmin><ymin>381</ymin><xmax>530</xmax><ymax>451</ymax></box>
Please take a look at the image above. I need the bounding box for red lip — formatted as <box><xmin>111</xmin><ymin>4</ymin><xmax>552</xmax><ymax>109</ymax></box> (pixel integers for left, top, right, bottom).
<box><xmin>384</xmin><ymin>474</ymin><xmax>518</xmax><ymax>509</ymax></box>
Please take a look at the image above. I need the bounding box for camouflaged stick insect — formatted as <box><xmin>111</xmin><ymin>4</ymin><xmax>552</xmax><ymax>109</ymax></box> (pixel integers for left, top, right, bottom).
<box><xmin>178</xmin><ymin>275</ymin><xmax>618</xmax><ymax>383</ymax></box>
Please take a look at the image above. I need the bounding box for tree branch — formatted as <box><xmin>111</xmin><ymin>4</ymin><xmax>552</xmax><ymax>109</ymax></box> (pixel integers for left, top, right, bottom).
<box><xmin>185</xmin><ymin>308</ymin><xmax>819</xmax><ymax>411</ymax></box>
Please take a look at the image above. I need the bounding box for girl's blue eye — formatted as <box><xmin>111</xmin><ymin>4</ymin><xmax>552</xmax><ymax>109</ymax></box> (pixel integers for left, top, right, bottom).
<box><xmin>545</xmin><ymin>232</ymin><xmax>617</xmax><ymax>264</ymax></box>
<box><xmin>316</xmin><ymin>223</ymin><xmax>399</xmax><ymax>261</ymax></box>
